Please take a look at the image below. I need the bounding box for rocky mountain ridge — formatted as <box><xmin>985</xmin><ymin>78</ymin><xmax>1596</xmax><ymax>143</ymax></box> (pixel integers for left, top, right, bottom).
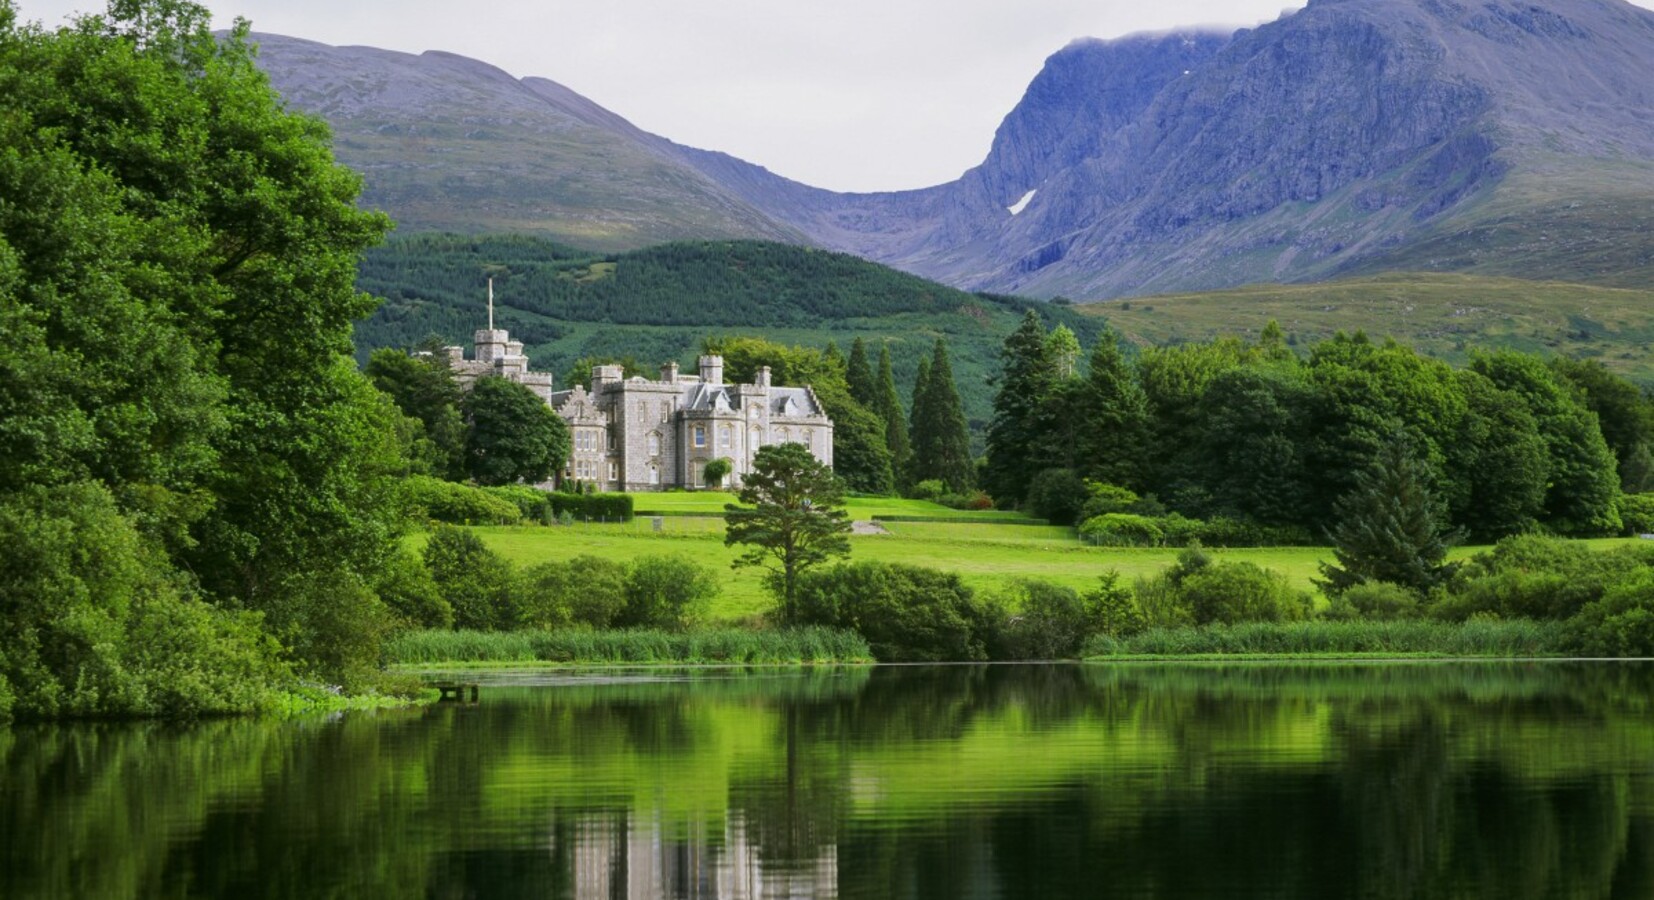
<box><xmin>252</xmin><ymin>0</ymin><xmax>1654</xmax><ymax>297</ymax></box>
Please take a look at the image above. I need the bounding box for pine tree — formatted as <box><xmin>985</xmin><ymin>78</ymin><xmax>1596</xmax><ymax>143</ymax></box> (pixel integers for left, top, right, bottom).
<box><xmin>846</xmin><ymin>337</ymin><xmax>877</xmax><ymax>408</ymax></box>
<box><xmin>906</xmin><ymin>354</ymin><xmax>932</xmax><ymax>489</ymax></box>
<box><xmin>876</xmin><ymin>343</ymin><xmax>911</xmax><ymax>483</ymax></box>
<box><xmin>985</xmin><ymin>310</ymin><xmax>1058</xmax><ymax>505</ymax></box>
<box><xmin>1079</xmin><ymin>330</ymin><xmax>1151</xmax><ymax>489</ymax></box>
<box><xmin>1317</xmin><ymin>431</ymin><xmax>1457</xmax><ymax>596</ymax></box>
<box><xmin>912</xmin><ymin>339</ymin><xmax>974</xmax><ymax>493</ymax></box>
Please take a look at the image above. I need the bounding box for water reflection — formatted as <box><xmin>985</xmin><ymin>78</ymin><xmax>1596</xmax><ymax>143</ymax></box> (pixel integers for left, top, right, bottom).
<box><xmin>4</xmin><ymin>663</ymin><xmax>1654</xmax><ymax>898</ymax></box>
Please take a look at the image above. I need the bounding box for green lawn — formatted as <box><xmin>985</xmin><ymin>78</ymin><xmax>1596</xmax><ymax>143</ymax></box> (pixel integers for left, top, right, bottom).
<box><xmin>631</xmin><ymin>492</ymin><xmax>1041</xmax><ymax>522</ymax></box>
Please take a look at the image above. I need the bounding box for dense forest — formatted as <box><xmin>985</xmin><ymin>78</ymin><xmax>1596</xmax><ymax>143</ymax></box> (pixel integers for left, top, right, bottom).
<box><xmin>355</xmin><ymin>234</ymin><xmax>1105</xmax><ymax>431</ymax></box>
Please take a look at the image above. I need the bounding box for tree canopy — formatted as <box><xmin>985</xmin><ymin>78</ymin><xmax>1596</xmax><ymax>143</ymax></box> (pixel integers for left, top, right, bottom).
<box><xmin>724</xmin><ymin>442</ymin><xmax>852</xmax><ymax>625</ymax></box>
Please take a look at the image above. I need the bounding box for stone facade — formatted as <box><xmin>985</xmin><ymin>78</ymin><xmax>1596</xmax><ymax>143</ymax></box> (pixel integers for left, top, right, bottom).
<box><xmin>445</xmin><ymin>326</ymin><xmax>833</xmax><ymax>491</ymax></box>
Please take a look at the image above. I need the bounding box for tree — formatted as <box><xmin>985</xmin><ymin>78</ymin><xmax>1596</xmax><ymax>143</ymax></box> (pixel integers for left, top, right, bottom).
<box><xmin>985</xmin><ymin>310</ymin><xmax>1059</xmax><ymax>505</ymax></box>
<box><xmin>460</xmin><ymin>376</ymin><xmax>570</xmax><ymax>486</ymax></box>
<box><xmin>365</xmin><ymin>348</ymin><xmax>465</xmax><ymax>478</ymax></box>
<box><xmin>1078</xmin><ymin>329</ymin><xmax>1151</xmax><ymax>490</ymax></box>
<box><xmin>1318</xmin><ymin>432</ymin><xmax>1457</xmax><ymax>597</ymax></box>
<box><xmin>724</xmin><ymin>443</ymin><xmax>852</xmax><ymax>624</ymax></box>
<box><xmin>1549</xmin><ymin>357</ymin><xmax>1654</xmax><ymax>492</ymax></box>
<box><xmin>910</xmin><ymin>339</ymin><xmax>974</xmax><ymax>493</ymax></box>
<box><xmin>875</xmin><ymin>344</ymin><xmax>911</xmax><ymax>480</ymax></box>
<box><xmin>846</xmin><ymin>337</ymin><xmax>877</xmax><ymax>408</ymax></box>
<box><xmin>703</xmin><ymin>457</ymin><xmax>732</xmax><ymax>489</ymax></box>
<box><xmin>905</xmin><ymin>354</ymin><xmax>932</xmax><ymax>489</ymax></box>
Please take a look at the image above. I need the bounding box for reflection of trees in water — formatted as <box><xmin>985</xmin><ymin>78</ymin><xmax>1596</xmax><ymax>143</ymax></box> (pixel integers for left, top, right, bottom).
<box><xmin>7</xmin><ymin>664</ymin><xmax>1654</xmax><ymax>898</ymax></box>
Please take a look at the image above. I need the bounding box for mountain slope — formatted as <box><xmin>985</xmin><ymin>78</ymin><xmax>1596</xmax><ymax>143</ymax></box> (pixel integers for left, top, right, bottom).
<box><xmin>252</xmin><ymin>34</ymin><xmax>806</xmax><ymax>251</ymax></box>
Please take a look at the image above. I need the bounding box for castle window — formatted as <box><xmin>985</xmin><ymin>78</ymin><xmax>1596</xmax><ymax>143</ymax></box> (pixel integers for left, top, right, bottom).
<box><xmin>719</xmin><ymin>425</ymin><xmax>731</xmax><ymax>449</ymax></box>
<box><xmin>693</xmin><ymin>425</ymin><xmax>706</xmax><ymax>448</ymax></box>
<box><xmin>608</xmin><ymin>461</ymin><xmax>618</xmax><ymax>482</ymax></box>
<box><xmin>648</xmin><ymin>432</ymin><xmax>661</xmax><ymax>456</ymax></box>
<box><xmin>803</xmin><ymin>430</ymin><xmax>813</xmax><ymax>450</ymax></box>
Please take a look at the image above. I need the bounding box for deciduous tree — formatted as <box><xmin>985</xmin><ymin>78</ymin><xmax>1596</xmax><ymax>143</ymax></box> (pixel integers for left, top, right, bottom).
<box><xmin>724</xmin><ymin>443</ymin><xmax>851</xmax><ymax>624</ymax></box>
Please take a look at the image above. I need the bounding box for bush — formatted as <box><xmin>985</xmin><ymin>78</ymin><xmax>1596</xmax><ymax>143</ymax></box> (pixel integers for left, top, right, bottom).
<box><xmin>1026</xmin><ymin>468</ymin><xmax>1088</xmax><ymax>525</ymax></box>
<box><xmin>796</xmin><ymin>561</ymin><xmax>990</xmax><ymax>661</ymax></box>
<box><xmin>1429</xmin><ymin>534</ymin><xmax>1654</xmax><ymax>621</ymax></box>
<box><xmin>1087</xmin><ymin>573</ymin><xmax>1147</xmax><ymax>638</ymax></box>
<box><xmin>548</xmin><ymin>492</ymin><xmax>635</xmax><ymax>522</ymax></box>
<box><xmin>1619</xmin><ymin>493</ymin><xmax>1654</xmax><ymax>535</ymax></box>
<box><xmin>1565</xmin><ymin>570</ymin><xmax>1654</xmax><ymax>656</ymax></box>
<box><xmin>619</xmin><ymin>555</ymin><xmax>719</xmax><ymax>629</ymax></box>
<box><xmin>1323</xmin><ymin>581</ymin><xmax>1421</xmax><ymax>621</ymax></box>
<box><xmin>565</xmin><ymin>556</ymin><xmax>630</xmax><ymax>627</ymax></box>
<box><xmin>908</xmin><ymin>479</ymin><xmax>946</xmax><ymax>502</ymax></box>
<box><xmin>484</xmin><ymin>484</ymin><xmax>553</xmax><ymax>523</ymax></box>
<box><xmin>1077</xmin><ymin>483</ymin><xmax>1144</xmax><ymax>522</ymax></box>
<box><xmin>402</xmin><ymin>475</ymin><xmax>522</xmax><ymax>525</ymax></box>
<box><xmin>1080</xmin><ymin>513</ymin><xmax>1165</xmax><ymax>546</ymax></box>
<box><xmin>422</xmin><ymin>525</ymin><xmax>516</xmax><ymax>630</ymax></box>
<box><xmin>376</xmin><ymin>548</ymin><xmax>452</xmax><ymax>629</ymax></box>
<box><xmin>1178</xmin><ymin>561</ymin><xmax>1312</xmax><ymax>625</ymax></box>
<box><xmin>993</xmin><ymin>580</ymin><xmax>1094</xmax><ymax>659</ymax></box>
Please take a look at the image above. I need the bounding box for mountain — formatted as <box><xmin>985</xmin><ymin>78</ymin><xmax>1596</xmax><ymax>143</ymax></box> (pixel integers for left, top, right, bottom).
<box><xmin>250</xmin><ymin>34</ymin><xmax>805</xmax><ymax>251</ymax></box>
<box><xmin>253</xmin><ymin>0</ymin><xmax>1654</xmax><ymax>297</ymax></box>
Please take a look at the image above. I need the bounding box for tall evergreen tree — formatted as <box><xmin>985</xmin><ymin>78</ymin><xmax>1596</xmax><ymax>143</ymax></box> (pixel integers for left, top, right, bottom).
<box><xmin>912</xmin><ymin>340</ymin><xmax>974</xmax><ymax>493</ymax></box>
<box><xmin>1318</xmin><ymin>432</ymin><xmax>1457</xmax><ymax>596</ymax></box>
<box><xmin>846</xmin><ymin>337</ymin><xmax>877</xmax><ymax>409</ymax></box>
<box><xmin>985</xmin><ymin>310</ymin><xmax>1058</xmax><ymax>505</ymax></box>
<box><xmin>1079</xmin><ymin>330</ymin><xmax>1152</xmax><ymax>490</ymax></box>
<box><xmin>876</xmin><ymin>344</ymin><xmax>912</xmax><ymax>485</ymax></box>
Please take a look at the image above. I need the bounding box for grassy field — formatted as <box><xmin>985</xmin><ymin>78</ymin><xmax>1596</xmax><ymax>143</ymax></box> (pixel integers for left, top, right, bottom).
<box><xmin>432</xmin><ymin>500</ymin><xmax>1647</xmax><ymax>622</ymax></box>
<box><xmin>633</xmin><ymin>491</ymin><xmax>1040</xmax><ymax>522</ymax></box>
<box><xmin>1082</xmin><ymin>272</ymin><xmax>1654</xmax><ymax>382</ymax></box>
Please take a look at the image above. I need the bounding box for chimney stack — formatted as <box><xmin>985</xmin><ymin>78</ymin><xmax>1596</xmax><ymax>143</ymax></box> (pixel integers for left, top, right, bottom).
<box><xmin>699</xmin><ymin>355</ymin><xmax>724</xmax><ymax>386</ymax></box>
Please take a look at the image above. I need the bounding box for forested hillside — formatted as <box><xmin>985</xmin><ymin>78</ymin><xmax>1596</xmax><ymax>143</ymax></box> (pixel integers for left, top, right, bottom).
<box><xmin>355</xmin><ymin>236</ymin><xmax>1105</xmax><ymax>429</ymax></box>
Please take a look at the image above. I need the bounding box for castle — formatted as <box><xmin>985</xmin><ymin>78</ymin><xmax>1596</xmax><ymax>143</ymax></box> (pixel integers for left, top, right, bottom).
<box><xmin>444</xmin><ymin>286</ymin><xmax>833</xmax><ymax>491</ymax></box>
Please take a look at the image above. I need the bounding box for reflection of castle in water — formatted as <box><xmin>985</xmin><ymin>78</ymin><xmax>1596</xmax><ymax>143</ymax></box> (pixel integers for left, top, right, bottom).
<box><xmin>563</xmin><ymin>811</ymin><xmax>837</xmax><ymax>899</ymax></box>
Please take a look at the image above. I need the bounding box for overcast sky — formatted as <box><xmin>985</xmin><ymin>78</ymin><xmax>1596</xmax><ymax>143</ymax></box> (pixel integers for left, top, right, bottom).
<box><xmin>15</xmin><ymin>1</ymin><xmax>1654</xmax><ymax>192</ymax></box>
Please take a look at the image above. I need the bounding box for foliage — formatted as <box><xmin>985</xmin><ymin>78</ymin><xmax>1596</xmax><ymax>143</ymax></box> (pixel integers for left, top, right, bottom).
<box><xmin>375</xmin><ymin>547</ymin><xmax>452</xmax><ymax>629</ymax></box>
<box><xmin>364</xmin><ymin>348</ymin><xmax>466</xmax><ymax>478</ymax></box>
<box><xmin>1429</xmin><ymin>534</ymin><xmax>1654</xmax><ymax>622</ymax></box>
<box><xmin>985</xmin><ymin>310</ymin><xmax>1065</xmax><ymax>504</ymax></box>
<box><xmin>1086</xmin><ymin>573</ymin><xmax>1147</xmax><ymax>638</ymax></box>
<box><xmin>421</xmin><ymin>525</ymin><xmax>515</xmax><ymax>631</ymax></box>
<box><xmin>1078</xmin><ymin>483</ymin><xmax>1147</xmax><ymax>521</ymax></box>
<box><xmin>1177</xmin><ymin>560</ymin><xmax>1312</xmax><ymax>626</ymax></box>
<box><xmin>619</xmin><ymin>555</ymin><xmax>719</xmax><ymax>630</ymax></box>
<box><xmin>909</xmin><ymin>339</ymin><xmax>974</xmax><ymax>493</ymax></box>
<box><xmin>1619</xmin><ymin>493</ymin><xmax>1654</xmax><ymax>535</ymax></box>
<box><xmin>460</xmin><ymin>376</ymin><xmax>570</xmax><ymax>486</ymax></box>
<box><xmin>992</xmin><ymin>580</ymin><xmax>1098</xmax><ymax>660</ymax></box>
<box><xmin>1563</xmin><ymin>570</ymin><xmax>1654</xmax><ymax>657</ymax></box>
<box><xmin>0</xmin><ymin>0</ymin><xmax>411</xmax><ymax>698</ymax></box>
<box><xmin>383</xmin><ymin>626</ymin><xmax>872</xmax><ymax>665</ymax></box>
<box><xmin>1024</xmin><ymin>468</ymin><xmax>1088</xmax><ymax>526</ymax></box>
<box><xmin>724</xmin><ymin>443</ymin><xmax>852</xmax><ymax>623</ymax></box>
<box><xmin>874</xmin><ymin>344</ymin><xmax>912</xmax><ymax>484</ymax></box>
<box><xmin>1319</xmin><ymin>432</ymin><xmax>1458</xmax><ymax>597</ymax></box>
<box><xmin>703</xmin><ymin>457</ymin><xmax>732</xmax><ymax>489</ymax></box>
<box><xmin>483</xmin><ymin>484</ymin><xmax>553</xmax><ymax>522</ymax></box>
<box><xmin>1077</xmin><ymin>328</ymin><xmax>1152</xmax><ymax>489</ymax></box>
<box><xmin>515</xmin><ymin>555</ymin><xmax>629</xmax><ymax>629</ymax></box>
<box><xmin>1079</xmin><ymin>514</ymin><xmax>1167</xmax><ymax>547</ymax></box>
<box><xmin>1322</xmin><ymin>581</ymin><xmax>1421</xmax><ymax>621</ymax></box>
<box><xmin>795</xmin><ymin>562</ymin><xmax>990</xmax><ymax>662</ymax></box>
<box><xmin>548</xmin><ymin>492</ymin><xmax>634</xmax><ymax>522</ymax></box>
<box><xmin>1082</xmin><ymin>619</ymin><xmax>1568</xmax><ymax>658</ymax></box>
<box><xmin>401</xmin><ymin>475</ymin><xmax>523</xmax><ymax>525</ymax></box>
<box><xmin>0</xmin><ymin>482</ymin><xmax>287</xmax><ymax>719</ymax></box>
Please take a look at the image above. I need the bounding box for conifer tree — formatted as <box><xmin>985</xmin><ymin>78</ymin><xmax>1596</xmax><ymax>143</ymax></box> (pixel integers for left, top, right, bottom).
<box><xmin>985</xmin><ymin>310</ymin><xmax>1058</xmax><ymax>505</ymax></box>
<box><xmin>1079</xmin><ymin>329</ymin><xmax>1151</xmax><ymax>489</ymax></box>
<box><xmin>912</xmin><ymin>339</ymin><xmax>974</xmax><ymax>493</ymax></box>
<box><xmin>1317</xmin><ymin>432</ymin><xmax>1457</xmax><ymax>596</ymax></box>
<box><xmin>876</xmin><ymin>344</ymin><xmax>911</xmax><ymax>483</ymax></box>
<box><xmin>846</xmin><ymin>337</ymin><xmax>877</xmax><ymax>409</ymax></box>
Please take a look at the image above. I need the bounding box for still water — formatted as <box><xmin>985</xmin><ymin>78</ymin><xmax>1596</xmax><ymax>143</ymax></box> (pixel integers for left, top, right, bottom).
<box><xmin>5</xmin><ymin>662</ymin><xmax>1654</xmax><ymax>899</ymax></box>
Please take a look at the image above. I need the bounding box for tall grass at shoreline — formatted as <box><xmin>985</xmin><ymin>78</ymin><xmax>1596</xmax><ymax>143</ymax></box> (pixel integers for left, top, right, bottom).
<box><xmin>1083</xmin><ymin>619</ymin><xmax>1569</xmax><ymax>659</ymax></box>
<box><xmin>386</xmin><ymin>627</ymin><xmax>873</xmax><ymax>666</ymax></box>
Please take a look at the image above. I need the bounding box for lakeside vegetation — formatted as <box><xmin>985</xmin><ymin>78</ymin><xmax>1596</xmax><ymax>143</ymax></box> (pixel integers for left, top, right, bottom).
<box><xmin>385</xmin><ymin>626</ymin><xmax>872</xmax><ymax>666</ymax></box>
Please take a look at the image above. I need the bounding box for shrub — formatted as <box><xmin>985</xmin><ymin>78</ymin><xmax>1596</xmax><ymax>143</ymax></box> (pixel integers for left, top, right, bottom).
<box><xmin>796</xmin><ymin>561</ymin><xmax>989</xmax><ymax>661</ymax></box>
<box><xmin>548</xmin><ymin>492</ymin><xmax>635</xmax><ymax>522</ymax></box>
<box><xmin>484</xmin><ymin>484</ymin><xmax>553</xmax><ymax>523</ymax></box>
<box><xmin>1178</xmin><ymin>561</ymin><xmax>1312</xmax><ymax>625</ymax></box>
<box><xmin>620</xmin><ymin>555</ymin><xmax>719</xmax><ymax>629</ymax></box>
<box><xmin>1564</xmin><ymin>570</ymin><xmax>1654</xmax><ymax>656</ymax></box>
<box><xmin>1086</xmin><ymin>572</ymin><xmax>1146</xmax><ymax>637</ymax></box>
<box><xmin>908</xmin><ymin>479</ymin><xmax>946</xmax><ymax>502</ymax></box>
<box><xmin>565</xmin><ymin>555</ymin><xmax>630</xmax><ymax>627</ymax></box>
<box><xmin>1323</xmin><ymin>581</ymin><xmax>1421</xmax><ymax>621</ymax></box>
<box><xmin>1619</xmin><ymin>493</ymin><xmax>1654</xmax><ymax>535</ymax></box>
<box><xmin>422</xmin><ymin>525</ymin><xmax>516</xmax><ymax>630</ymax></box>
<box><xmin>1430</xmin><ymin>534</ymin><xmax>1654</xmax><ymax>621</ymax></box>
<box><xmin>994</xmin><ymin>580</ymin><xmax>1093</xmax><ymax>659</ymax></box>
<box><xmin>1026</xmin><ymin>468</ymin><xmax>1088</xmax><ymax>525</ymax></box>
<box><xmin>1077</xmin><ymin>483</ymin><xmax>1143</xmax><ymax>522</ymax></box>
<box><xmin>703</xmin><ymin>458</ymin><xmax>732</xmax><ymax>489</ymax></box>
<box><xmin>376</xmin><ymin>548</ymin><xmax>452</xmax><ymax>629</ymax></box>
<box><xmin>1079</xmin><ymin>513</ymin><xmax>1165</xmax><ymax>547</ymax></box>
<box><xmin>402</xmin><ymin>475</ymin><xmax>522</xmax><ymax>525</ymax></box>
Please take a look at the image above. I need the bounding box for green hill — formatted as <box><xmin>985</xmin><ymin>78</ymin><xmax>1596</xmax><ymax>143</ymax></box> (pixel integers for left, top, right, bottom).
<box><xmin>354</xmin><ymin>235</ymin><xmax>1106</xmax><ymax>428</ymax></box>
<box><xmin>1082</xmin><ymin>273</ymin><xmax>1654</xmax><ymax>383</ymax></box>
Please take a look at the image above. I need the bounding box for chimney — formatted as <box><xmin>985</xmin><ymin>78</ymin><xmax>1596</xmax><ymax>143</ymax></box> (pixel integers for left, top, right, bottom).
<box><xmin>661</xmin><ymin>361</ymin><xmax>680</xmax><ymax>383</ymax></box>
<box><xmin>699</xmin><ymin>354</ymin><xmax>724</xmax><ymax>386</ymax></box>
<box><xmin>756</xmin><ymin>365</ymin><xmax>771</xmax><ymax>388</ymax></box>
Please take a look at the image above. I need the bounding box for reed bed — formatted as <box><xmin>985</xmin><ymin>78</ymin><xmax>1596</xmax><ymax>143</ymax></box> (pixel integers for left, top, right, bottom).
<box><xmin>386</xmin><ymin>626</ymin><xmax>873</xmax><ymax>665</ymax></box>
<box><xmin>1082</xmin><ymin>619</ymin><xmax>1570</xmax><ymax>659</ymax></box>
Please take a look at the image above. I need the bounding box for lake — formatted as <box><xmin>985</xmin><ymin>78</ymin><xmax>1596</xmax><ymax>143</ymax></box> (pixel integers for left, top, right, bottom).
<box><xmin>4</xmin><ymin>662</ymin><xmax>1654</xmax><ymax>898</ymax></box>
